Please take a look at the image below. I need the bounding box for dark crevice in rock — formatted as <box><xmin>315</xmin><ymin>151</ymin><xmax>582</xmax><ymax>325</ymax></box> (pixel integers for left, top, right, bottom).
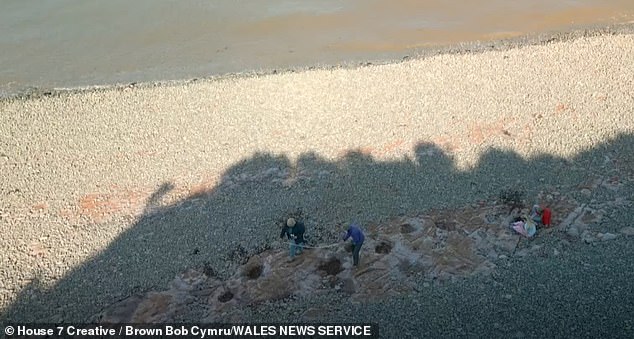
<box><xmin>202</xmin><ymin>262</ymin><xmax>216</xmax><ymax>277</ymax></box>
<box><xmin>375</xmin><ymin>241</ymin><xmax>392</xmax><ymax>254</ymax></box>
<box><xmin>317</xmin><ymin>258</ymin><xmax>343</xmax><ymax>276</ymax></box>
<box><xmin>400</xmin><ymin>223</ymin><xmax>416</xmax><ymax>233</ymax></box>
<box><xmin>246</xmin><ymin>264</ymin><xmax>263</xmax><ymax>280</ymax></box>
<box><xmin>217</xmin><ymin>290</ymin><xmax>233</xmax><ymax>303</ymax></box>
<box><xmin>435</xmin><ymin>219</ymin><xmax>457</xmax><ymax>231</ymax></box>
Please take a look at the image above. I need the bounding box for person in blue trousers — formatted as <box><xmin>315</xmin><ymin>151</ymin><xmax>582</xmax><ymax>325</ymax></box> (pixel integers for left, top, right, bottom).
<box><xmin>280</xmin><ymin>218</ymin><xmax>305</xmax><ymax>261</ymax></box>
<box><xmin>342</xmin><ymin>222</ymin><xmax>365</xmax><ymax>267</ymax></box>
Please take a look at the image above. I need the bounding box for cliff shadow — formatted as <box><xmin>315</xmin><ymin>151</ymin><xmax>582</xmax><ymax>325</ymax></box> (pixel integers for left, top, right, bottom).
<box><xmin>2</xmin><ymin>133</ymin><xmax>633</xmax><ymax>323</ymax></box>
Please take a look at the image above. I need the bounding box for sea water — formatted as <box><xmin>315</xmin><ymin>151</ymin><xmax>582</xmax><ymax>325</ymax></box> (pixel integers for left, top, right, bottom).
<box><xmin>1</xmin><ymin>0</ymin><xmax>633</xmax><ymax>96</ymax></box>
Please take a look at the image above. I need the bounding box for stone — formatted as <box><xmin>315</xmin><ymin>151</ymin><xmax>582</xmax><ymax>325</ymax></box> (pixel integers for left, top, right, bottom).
<box><xmin>133</xmin><ymin>293</ymin><xmax>176</xmax><ymax>322</ymax></box>
<box><xmin>601</xmin><ymin>233</ymin><xmax>618</xmax><ymax>241</ymax></box>
<box><xmin>567</xmin><ymin>226</ymin><xmax>580</xmax><ymax>238</ymax></box>
<box><xmin>90</xmin><ymin>294</ymin><xmax>144</xmax><ymax>323</ymax></box>
<box><xmin>516</xmin><ymin>249</ymin><xmax>529</xmax><ymax>257</ymax></box>
<box><xmin>559</xmin><ymin>205</ymin><xmax>585</xmax><ymax>230</ymax></box>
<box><xmin>341</xmin><ymin>278</ymin><xmax>356</xmax><ymax>294</ymax></box>
<box><xmin>301</xmin><ymin>307</ymin><xmax>328</xmax><ymax>321</ymax></box>
<box><xmin>620</xmin><ymin>227</ymin><xmax>634</xmax><ymax>236</ymax></box>
<box><xmin>581</xmin><ymin>230</ymin><xmax>596</xmax><ymax>244</ymax></box>
<box><xmin>580</xmin><ymin>189</ymin><xmax>592</xmax><ymax>196</ymax></box>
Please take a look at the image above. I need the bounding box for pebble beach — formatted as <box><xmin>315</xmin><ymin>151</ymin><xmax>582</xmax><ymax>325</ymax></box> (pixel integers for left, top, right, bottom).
<box><xmin>1</xmin><ymin>26</ymin><xmax>634</xmax><ymax>337</ymax></box>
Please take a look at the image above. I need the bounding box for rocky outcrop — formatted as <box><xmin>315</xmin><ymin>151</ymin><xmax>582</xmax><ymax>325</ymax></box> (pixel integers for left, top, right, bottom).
<box><xmin>92</xmin><ymin>192</ymin><xmax>626</xmax><ymax>323</ymax></box>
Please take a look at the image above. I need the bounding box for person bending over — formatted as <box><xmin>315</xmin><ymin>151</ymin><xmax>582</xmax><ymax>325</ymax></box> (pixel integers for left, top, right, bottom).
<box><xmin>280</xmin><ymin>218</ymin><xmax>305</xmax><ymax>260</ymax></box>
<box><xmin>343</xmin><ymin>222</ymin><xmax>365</xmax><ymax>267</ymax></box>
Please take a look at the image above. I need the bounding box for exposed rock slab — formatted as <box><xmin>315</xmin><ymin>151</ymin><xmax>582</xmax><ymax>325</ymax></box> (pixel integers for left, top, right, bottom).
<box><xmin>92</xmin><ymin>193</ymin><xmax>627</xmax><ymax>323</ymax></box>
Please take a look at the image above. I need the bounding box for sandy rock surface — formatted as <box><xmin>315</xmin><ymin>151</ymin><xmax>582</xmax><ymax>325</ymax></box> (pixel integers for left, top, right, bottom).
<box><xmin>91</xmin><ymin>189</ymin><xmax>626</xmax><ymax>323</ymax></box>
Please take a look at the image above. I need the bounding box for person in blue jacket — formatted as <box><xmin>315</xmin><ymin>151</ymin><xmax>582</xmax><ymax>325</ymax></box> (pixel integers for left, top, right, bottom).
<box><xmin>342</xmin><ymin>222</ymin><xmax>365</xmax><ymax>267</ymax></box>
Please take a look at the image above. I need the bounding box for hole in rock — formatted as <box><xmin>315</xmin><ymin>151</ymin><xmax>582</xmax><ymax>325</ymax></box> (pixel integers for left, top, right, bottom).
<box><xmin>375</xmin><ymin>241</ymin><xmax>392</xmax><ymax>254</ymax></box>
<box><xmin>202</xmin><ymin>262</ymin><xmax>216</xmax><ymax>277</ymax></box>
<box><xmin>217</xmin><ymin>290</ymin><xmax>234</xmax><ymax>303</ymax></box>
<box><xmin>400</xmin><ymin>223</ymin><xmax>416</xmax><ymax>234</ymax></box>
<box><xmin>435</xmin><ymin>220</ymin><xmax>456</xmax><ymax>231</ymax></box>
<box><xmin>246</xmin><ymin>264</ymin><xmax>263</xmax><ymax>280</ymax></box>
<box><xmin>318</xmin><ymin>258</ymin><xmax>343</xmax><ymax>276</ymax></box>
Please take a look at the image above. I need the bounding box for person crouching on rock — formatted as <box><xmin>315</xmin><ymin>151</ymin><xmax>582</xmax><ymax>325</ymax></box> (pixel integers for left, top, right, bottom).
<box><xmin>280</xmin><ymin>218</ymin><xmax>305</xmax><ymax>261</ymax></box>
<box><xmin>342</xmin><ymin>222</ymin><xmax>365</xmax><ymax>267</ymax></box>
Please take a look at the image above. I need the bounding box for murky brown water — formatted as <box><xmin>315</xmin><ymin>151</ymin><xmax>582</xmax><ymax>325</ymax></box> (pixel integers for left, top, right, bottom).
<box><xmin>1</xmin><ymin>0</ymin><xmax>633</xmax><ymax>96</ymax></box>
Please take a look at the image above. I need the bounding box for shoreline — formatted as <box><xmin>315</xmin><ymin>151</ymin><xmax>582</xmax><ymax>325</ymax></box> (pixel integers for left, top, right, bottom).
<box><xmin>3</xmin><ymin>22</ymin><xmax>634</xmax><ymax>102</ymax></box>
